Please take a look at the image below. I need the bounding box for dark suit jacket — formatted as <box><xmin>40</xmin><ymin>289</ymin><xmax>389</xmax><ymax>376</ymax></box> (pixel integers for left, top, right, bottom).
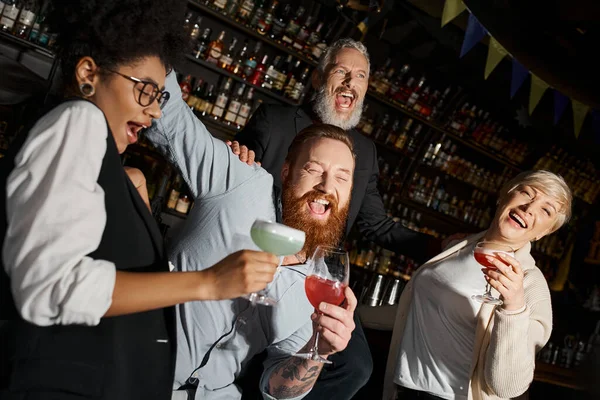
<box><xmin>236</xmin><ymin>103</ymin><xmax>434</xmax><ymax>263</ymax></box>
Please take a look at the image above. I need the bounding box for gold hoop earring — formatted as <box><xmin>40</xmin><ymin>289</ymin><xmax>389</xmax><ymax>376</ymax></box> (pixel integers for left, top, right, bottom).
<box><xmin>79</xmin><ymin>83</ymin><xmax>95</xmax><ymax>97</ymax></box>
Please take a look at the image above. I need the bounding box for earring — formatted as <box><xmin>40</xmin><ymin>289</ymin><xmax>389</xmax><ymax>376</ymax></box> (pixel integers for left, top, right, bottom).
<box><xmin>79</xmin><ymin>83</ymin><xmax>95</xmax><ymax>97</ymax></box>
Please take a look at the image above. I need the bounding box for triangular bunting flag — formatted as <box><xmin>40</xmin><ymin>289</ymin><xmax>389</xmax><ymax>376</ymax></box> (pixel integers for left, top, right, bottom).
<box><xmin>460</xmin><ymin>14</ymin><xmax>487</xmax><ymax>58</ymax></box>
<box><xmin>529</xmin><ymin>74</ymin><xmax>549</xmax><ymax>115</ymax></box>
<box><xmin>510</xmin><ymin>59</ymin><xmax>529</xmax><ymax>99</ymax></box>
<box><xmin>484</xmin><ymin>37</ymin><xmax>508</xmax><ymax>79</ymax></box>
<box><xmin>572</xmin><ymin>100</ymin><xmax>590</xmax><ymax>138</ymax></box>
<box><xmin>591</xmin><ymin>110</ymin><xmax>600</xmax><ymax>144</ymax></box>
<box><xmin>441</xmin><ymin>0</ymin><xmax>466</xmax><ymax>27</ymax></box>
<box><xmin>553</xmin><ymin>91</ymin><xmax>569</xmax><ymax>125</ymax></box>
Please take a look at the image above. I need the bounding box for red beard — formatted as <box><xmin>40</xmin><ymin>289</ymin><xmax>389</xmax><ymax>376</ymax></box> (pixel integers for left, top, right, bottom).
<box><xmin>281</xmin><ymin>183</ymin><xmax>349</xmax><ymax>260</ymax></box>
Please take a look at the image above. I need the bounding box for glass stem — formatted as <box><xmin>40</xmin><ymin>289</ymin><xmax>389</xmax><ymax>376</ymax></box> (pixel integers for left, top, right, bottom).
<box><xmin>311</xmin><ymin>315</ymin><xmax>322</xmax><ymax>357</ymax></box>
<box><xmin>484</xmin><ymin>283</ymin><xmax>492</xmax><ymax>296</ymax></box>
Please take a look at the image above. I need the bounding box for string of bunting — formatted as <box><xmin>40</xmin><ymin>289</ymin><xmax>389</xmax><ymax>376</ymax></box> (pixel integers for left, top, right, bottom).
<box><xmin>441</xmin><ymin>0</ymin><xmax>596</xmax><ymax>138</ymax></box>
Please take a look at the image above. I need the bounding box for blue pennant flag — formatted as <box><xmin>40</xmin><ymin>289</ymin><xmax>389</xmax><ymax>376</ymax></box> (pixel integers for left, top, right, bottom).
<box><xmin>460</xmin><ymin>14</ymin><xmax>487</xmax><ymax>58</ymax></box>
<box><xmin>553</xmin><ymin>91</ymin><xmax>569</xmax><ymax>125</ymax></box>
<box><xmin>510</xmin><ymin>59</ymin><xmax>529</xmax><ymax>99</ymax></box>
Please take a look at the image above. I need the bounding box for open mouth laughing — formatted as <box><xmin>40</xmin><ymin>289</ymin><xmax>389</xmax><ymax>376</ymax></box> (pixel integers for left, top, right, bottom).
<box><xmin>126</xmin><ymin>121</ymin><xmax>148</xmax><ymax>144</ymax></box>
<box><xmin>508</xmin><ymin>210</ymin><xmax>528</xmax><ymax>229</ymax></box>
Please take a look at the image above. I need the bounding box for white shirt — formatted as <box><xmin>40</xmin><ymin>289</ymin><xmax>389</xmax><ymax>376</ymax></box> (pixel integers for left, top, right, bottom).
<box><xmin>3</xmin><ymin>101</ymin><xmax>116</xmax><ymax>326</ymax></box>
<box><xmin>396</xmin><ymin>242</ymin><xmax>484</xmax><ymax>399</ymax></box>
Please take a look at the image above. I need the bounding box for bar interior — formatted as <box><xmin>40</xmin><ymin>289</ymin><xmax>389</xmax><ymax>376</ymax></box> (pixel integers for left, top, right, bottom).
<box><xmin>1</xmin><ymin>0</ymin><xmax>599</xmax><ymax>399</ymax></box>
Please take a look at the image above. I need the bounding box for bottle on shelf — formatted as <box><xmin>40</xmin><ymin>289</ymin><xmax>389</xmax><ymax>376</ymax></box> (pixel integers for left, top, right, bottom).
<box><xmin>256</xmin><ymin>0</ymin><xmax>278</xmax><ymax>36</ymax></box>
<box><xmin>218</xmin><ymin>36</ymin><xmax>238</xmax><ymax>70</ymax></box>
<box><xmin>210</xmin><ymin>77</ymin><xmax>234</xmax><ymax>120</ymax></box>
<box><xmin>406</xmin><ymin>75</ymin><xmax>426</xmax><ymax>108</ymax></box>
<box><xmin>212</xmin><ymin>0</ymin><xmax>228</xmax><ymax>13</ymax></box>
<box><xmin>272</xmin><ymin>54</ymin><xmax>292</xmax><ymax>94</ymax></box>
<box><xmin>189</xmin><ymin>15</ymin><xmax>204</xmax><ymax>41</ymax></box>
<box><xmin>248</xmin><ymin>0</ymin><xmax>266</xmax><ymax>28</ymax></box>
<box><xmin>287</xmin><ymin>66</ymin><xmax>310</xmax><ymax>102</ymax></box>
<box><xmin>166</xmin><ymin>174</ymin><xmax>183</xmax><ymax>210</ymax></box>
<box><xmin>383</xmin><ymin>119</ymin><xmax>401</xmax><ymax>147</ymax></box>
<box><xmin>224</xmin><ymin>0</ymin><xmax>240</xmax><ymax>17</ymax></box>
<box><xmin>388</xmin><ymin>64</ymin><xmax>411</xmax><ymax>99</ymax></box>
<box><xmin>236</xmin><ymin>0</ymin><xmax>255</xmax><ymax>23</ymax></box>
<box><xmin>13</xmin><ymin>0</ymin><xmax>37</xmax><ymax>39</ymax></box>
<box><xmin>179</xmin><ymin>75</ymin><xmax>193</xmax><ymax>102</ymax></box>
<box><xmin>224</xmin><ymin>83</ymin><xmax>246</xmax><ymax>126</ymax></box>
<box><xmin>393</xmin><ymin>118</ymin><xmax>414</xmax><ymax>150</ymax></box>
<box><xmin>242</xmin><ymin>40</ymin><xmax>261</xmax><ymax>79</ymax></box>
<box><xmin>0</xmin><ymin>0</ymin><xmax>20</xmax><ymax>32</ymax></box>
<box><xmin>269</xmin><ymin>2</ymin><xmax>290</xmax><ymax>41</ymax></box>
<box><xmin>182</xmin><ymin>11</ymin><xmax>194</xmax><ymax>37</ymax></box>
<box><xmin>405</xmin><ymin>124</ymin><xmax>423</xmax><ymax>155</ymax></box>
<box><xmin>234</xmin><ymin>87</ymin><xmax>255</xmax><ymax>129</ymax></box>
<box><xmin>186</xmin><ymin>78</ymin><xmax>205</xmax><ymax>111</ymax></box>
<box><xmin>206</xmin><ymin>30</ymin><xmax>226</xmax><ymax>64</ymax></box>
<box><xmin>304</xmin><ymin>21</ymin><xmax>324</xmax><ymax>56</ymax></box>
<box><xmin>229</xmin><ymin>39</ymin><xmax>249</xmax><ymax>75</ymax></box>
<box><xmin>282</xmin><ymin>59</ymin><xmax>301</xmax><ymax>98</ymax></box>
<box><xmin>248</xmin><ymin>53</ymin><xmax>269</xmax><ymax>86</ymax></box>
<box><xmin>281</xmin><ymin>4</ymin><xmax>305</xmax><ymax>46</ymax></box>
<box><xmin>27</xmin><ymin>3</ymin><xmax>46</xmax><ymax>43</ymax></box>
<box><xmin>261</xmin><ymin>54</ymin><xmax>281</xmax><ymax>91</ymax></box>
<box><xmin>372</xmin><ymin>113</ymin><xmax>390</xmax><ymax>142</ymax></box>
<box><xmin>292</xmin><ymin>13</ymin><xmax>314</xmax><ymax>52</ymax></box>
<box><xmin>193</xmin><ymin>27</ymin><xmax>213</xmax><ymax>59</ymax></box>
<box><xmin>198</xmin><ymin>83</ymin><xmax>216</xmax><ymax>117</ymax></box>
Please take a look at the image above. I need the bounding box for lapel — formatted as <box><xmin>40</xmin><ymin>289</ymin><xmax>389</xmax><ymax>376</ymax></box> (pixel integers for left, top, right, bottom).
<box><xmin>293</xmin><ymin>106</ymin><xmax>315</xmax><ymax>135</ymax></box>
<box><xmin>123</xmin><ymin>164</ymin><xmax>165</xmax><ymax>261</ymax></box>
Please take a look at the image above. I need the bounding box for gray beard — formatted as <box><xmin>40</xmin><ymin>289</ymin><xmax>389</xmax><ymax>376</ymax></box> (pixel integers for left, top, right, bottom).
<box><xmin>312</xmin><ymin>87</ymin><xmax>364</xmax><ymax>131</ymax></box>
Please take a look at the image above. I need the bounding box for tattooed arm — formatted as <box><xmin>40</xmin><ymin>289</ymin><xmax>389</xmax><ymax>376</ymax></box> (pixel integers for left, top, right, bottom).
<box><xmin>263</xmin><ymin>287</ymin><xmax>358</xmax><ymax>399</ymax></box>
<box><xmin>266</xmin><ymin>344</ymin><xmax>325</xmax><ymax>398</ymax></box>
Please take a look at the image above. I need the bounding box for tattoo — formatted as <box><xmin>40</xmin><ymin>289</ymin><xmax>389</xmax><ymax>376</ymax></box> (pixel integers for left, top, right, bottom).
<box><xmin>269</xmin><ymin>357</ymin><xmax>323</xmax><ymax>398</ymax></box>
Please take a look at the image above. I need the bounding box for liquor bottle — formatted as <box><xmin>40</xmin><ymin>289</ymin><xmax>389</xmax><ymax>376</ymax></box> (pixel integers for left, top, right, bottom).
<box><xmin>388</xmin><ymin>64</ymin><xmax>410</xmax><ymax>98</ymax></box>
<box><xmin>281</xmin><ymin>5</ymin><xmax>305</xmax><ymax>46</ymax></box>
<box><xmin>369</xmin><ymin>58</ymin><xmax>390</xmax><ymax>92</ymax></box>
<box><xmin>283</xmin><ymin>59</ymin><xmax>301</xmax><ymax>98</ymax></box>
<box><xmin>272</xmin><ymin>55</ymin><xmax>292</xmax><ymax>94</ymax></box>
<box><xmin>393</xmin><ymin>118</ymin><xmax>414</xmax><ymax>150</ymax></box>
<box><xmin>262</xmin><ymin>55</ymin><xmax>281</xmax><ymax>91</ymax></box>
<box><xmin>360</xmin><ymin>105</ymin><xmax>375</xmax><ymax>136</ymax></box>
<box><xmin>256</xmin><ymin>0</ymin><xmax>277</xmax><ymax>36</ymax></box>
<box><xmin>0</xmin><ymin>0</ymin><xmax>20</xmax><ymax>32</ymax></box>
<box><xmin>292</xmin><ymin>14</ymin><xmax>313</xmax><ymax>52</ymax></box>
<box><xmin>248</xmin><ymin>0</ymin><xmax>265</xmax><ymax>28</ymax></box>
<box><xmin>242</xmin><ymin>41</ymin><xmax>261</xmax><ymax>79</ymax></box>
<box><xmin>405</xmin><ymin>124</ymin><xmax>423</xmax><ymax>155</ymax></box>
<box><xmin>206</xmin><ymin>30</ymin><xmax>226</xmax><ymax>64</ymax></box>
<box><xmin>412</xmin><ymin>87</ymin><xmax>432</xmax><ymax>118</ymax></box>
<box><xmin>210</xmin><ymin>77</ymin><xmax>234</xmax><ymax>120</ymax></box>
<box><xmin>248</xmin><ymin>54</ymin><xmax>269</xmax><ymax>86</ymax></box>
<box><xmin>198</xmin><ymin>83</ymin><xmax>216</xmax><ymax>116</ymax></box>
<box><xmin>394</xmin><ymin>76</ymin><xmax>416</xmax><ymax>105</ymax></box>
<box><xmin>235</xmin><ymin>87</ymin><xmax>255</xmax><ymax>128</ymax></box>
<box><xmin>213</xmin><ymin>0</ymin><xmax>228</xmax><ymax>12</ymax></box>
<box><xmin>270</xmin><ymin>3</ymin><xmax>290</xmax><ymax>41</ymax></box>
<box><xmin>189</xmin><ymin>15</ymin><xmax>203</xmax><ymax>41</ymax></box>
<box><xmin>27</xmin><ymin>6</ymin><xmax>44</xmax><ymax>42</ymax></box>
<box><xmin>375</xmin><ymin>66</ymin><xmax>395</xmax><ymax>96</ymax></box>
<box><xmin>236</xmin><ymin>0</ymin><xmax>255</xmax><ymax>23</ymax></box>
<box><xmin>13</xmin><ymin>0</ymin><xmax>37</xmax><ymax>39</ymax></box>
<box><xmin>384</xmin><ymin>119</ymin><xmax>401</xmax><ymax>146</ymax></box>
<box><xmin>186</xmin><ymin>78</ymin><xmax>205</xmax><ymax>111</ymax></box>
<box><xmin>179</xmin><ymin>75</ymin><xmax>193</xmax><ymax>102</ymax></box>
<box><xmin>193</xmin><ymin>27</ymin><xmax>212</xmax><ymax>59</ymax></box>
<box><xmin>224</xmin><ymin>0</ymin><xmax>240</xmax><ymax>16</ymax></box>
<box><xmin>218</xmin><ymin>36</ymin><xmax>238</xmax><ymax>70</ymax></box>
<box><xmin>430</xmin><ymin>86</ymin><xmax>451</xmax><ymax>121</ymax></box>
<box><xmin>224</xmin><ymin>83</ymin><xmax>246</xmax><ymax>125</ymax></box>
<box><xmin>229</xmin><ymin>40</ymin><xmax>248</xmax><ymax>75</ymax></box>
<box><xmin>406</xmin><ymin>75</ymin><xmax>426</xmax><ymax>108</ymax></box>
<box><xmin>304</xmin><ymin>21</ymin><xmax>324</xmax><ymax>55</ymax></box>
<box><xmin>373</xmin><ymin>114</ymin><xmax>390</xmax><ymax>142</ymax></box>
<box><xmin>182</xmin><ymin>11</ymin><xmax>193</xmax><ymax>37</ymax></box>
<box><xmin>288</xmin><ymin>66</ymin><xmax>310</xmax><ymax>102</ymax></box>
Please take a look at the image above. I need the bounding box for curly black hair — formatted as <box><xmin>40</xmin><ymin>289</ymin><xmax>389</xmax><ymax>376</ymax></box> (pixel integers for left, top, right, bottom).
<box><xmin>46</xmin><ymin>0</ymin><xmax>188</xmax><ymax>84</ymax></box>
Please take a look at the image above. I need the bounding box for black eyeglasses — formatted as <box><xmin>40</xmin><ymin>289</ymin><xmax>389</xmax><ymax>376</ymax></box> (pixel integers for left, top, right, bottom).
<box><xmin>105</xmin><ymin>69</ymin><xmax>170</xmax><ymax>109</ymax></box>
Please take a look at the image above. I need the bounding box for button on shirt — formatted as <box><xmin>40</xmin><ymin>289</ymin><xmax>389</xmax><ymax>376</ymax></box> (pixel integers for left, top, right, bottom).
<box><xmin>146</xmin><ymin>72</ymin><xmax>314</xmax><ymax>400</ymax></box>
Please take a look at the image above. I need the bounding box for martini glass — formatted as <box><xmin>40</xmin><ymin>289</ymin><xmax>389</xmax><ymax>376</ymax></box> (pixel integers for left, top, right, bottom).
<box><xmin>472</xmin><ymin>241</ymin><xmax>515</xmax><ymax>306</ymax></box>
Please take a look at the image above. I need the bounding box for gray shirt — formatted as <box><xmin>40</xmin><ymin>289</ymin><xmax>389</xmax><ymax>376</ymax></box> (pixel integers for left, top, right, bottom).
<box><xmin>146</xmin><ymin>72</ymin><xmax>314</xmax><ymax>400</ymax></box>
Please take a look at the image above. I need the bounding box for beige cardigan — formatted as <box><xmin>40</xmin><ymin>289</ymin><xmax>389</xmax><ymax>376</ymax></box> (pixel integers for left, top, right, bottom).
<box><xmin>378</xmin><ymin>232</ymin><xmax>553</xmax><ymax>400</ymax></box>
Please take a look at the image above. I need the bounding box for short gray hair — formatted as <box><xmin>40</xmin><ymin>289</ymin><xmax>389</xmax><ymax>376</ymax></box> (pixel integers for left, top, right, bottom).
<box><xmin>498</xmin><ymin>170</ymin><xmax>573</xmax><ymax>232</ymax></box>
<box><xmin>317</xmin><ymin>38</ymin><xmax>370</xmax><ymax>77</ymax></box>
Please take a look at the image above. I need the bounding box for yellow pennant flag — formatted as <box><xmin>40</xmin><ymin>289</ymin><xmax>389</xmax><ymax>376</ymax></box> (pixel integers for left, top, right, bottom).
<box><xmin>572</xmin><ymin>99</ymin><xmax>590</xmax><ymax>138</ymax></box>
<box><xmin>441</xmin><ymin>0</ymin><xmax>466</xmax><ymax>27</ymax></box>
<box><xmin>484</xmin><ymin>37</ymin><xmax>508</xmax><ymax>79</ymax></box>
<box><xmin>528</xmin><ymin>74</ymin><xmax>549</xmax><ymax>115</ymax></box>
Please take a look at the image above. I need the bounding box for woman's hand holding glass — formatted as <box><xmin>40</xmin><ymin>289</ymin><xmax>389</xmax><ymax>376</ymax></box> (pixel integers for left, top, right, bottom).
<box><xmin>482</xmin><ymin>252</ymin><xmax>526</xmax><ymax>311</ymax></box>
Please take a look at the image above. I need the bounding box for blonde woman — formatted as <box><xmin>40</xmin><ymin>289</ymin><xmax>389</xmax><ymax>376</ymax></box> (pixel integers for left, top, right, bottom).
<box><xmin>381</xmin><ymin>170</ymin><xmax>572</xmax><ymax>400</ymax></box>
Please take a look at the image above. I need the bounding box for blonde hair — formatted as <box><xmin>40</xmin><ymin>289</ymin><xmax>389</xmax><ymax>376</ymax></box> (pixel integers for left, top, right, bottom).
<box><xmin>498</xmin><ymin>170</ymin><xmax>572</xmax><ymax>232</ymax></box>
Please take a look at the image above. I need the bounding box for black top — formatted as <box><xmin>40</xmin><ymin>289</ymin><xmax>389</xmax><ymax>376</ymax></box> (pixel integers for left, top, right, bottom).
<box><xmin>0</xmin><ymin>102</ymin><xmax>175</xmax><ymax>399</ymax></box>
<box><xmin>235</xmin><ymin>103</ymin><xmax>435</xmax><ymax>263</ymax></box>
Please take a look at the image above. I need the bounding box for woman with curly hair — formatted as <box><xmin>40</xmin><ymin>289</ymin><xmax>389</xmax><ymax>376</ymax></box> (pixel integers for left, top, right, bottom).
<box><xmin>0</xmin><ymin>1</ymin><xmax>278</xmax><ymax>398</ymax></box>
